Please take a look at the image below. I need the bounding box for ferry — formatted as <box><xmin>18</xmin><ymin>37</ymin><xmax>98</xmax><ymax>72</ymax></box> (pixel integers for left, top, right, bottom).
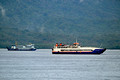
<box><xmin>7</xmin><ymin>44</ymin><xmax>36</xmax><ymax>51</ymax></box>
<box><xmin>52</xmin><ymin>42</ymin><xmax>106</xmax><ymax>54</ymax></box>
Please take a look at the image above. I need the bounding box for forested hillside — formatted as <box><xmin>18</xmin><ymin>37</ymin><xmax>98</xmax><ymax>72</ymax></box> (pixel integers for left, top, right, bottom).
<box><xmin>0</xmin><ymin>0</ymin><xmax>120</xmax><ymax>48</ymax></box>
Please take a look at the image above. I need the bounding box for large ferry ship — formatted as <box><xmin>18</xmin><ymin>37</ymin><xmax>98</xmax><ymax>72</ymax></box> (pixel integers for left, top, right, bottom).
<box><xmin>7</xmin><ymin>44</ymin><xmax>36</xmax><ymax>51</ymax></box>
<box><xmin>52</xmin><ymin>41</ymin><xmax>106</xmax><ymax>54</ymax></box>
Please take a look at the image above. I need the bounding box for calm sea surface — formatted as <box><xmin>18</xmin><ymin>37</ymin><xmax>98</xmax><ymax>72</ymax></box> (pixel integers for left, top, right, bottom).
<box><xmin>0</xmin><ymin>49</ymin><xmax>120</xmax><ymax>80</ymax></box>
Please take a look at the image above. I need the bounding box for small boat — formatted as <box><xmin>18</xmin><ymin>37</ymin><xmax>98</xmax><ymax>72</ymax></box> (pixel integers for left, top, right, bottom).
<box><xmin>7</xmin><ymin>44</ymin><xmax>36</xmax><ymax>51</ymax></box>
<box><xmin>52</xmin><ymin>42</ymin><xmax>106</xmax><ymax>54</ymax></box>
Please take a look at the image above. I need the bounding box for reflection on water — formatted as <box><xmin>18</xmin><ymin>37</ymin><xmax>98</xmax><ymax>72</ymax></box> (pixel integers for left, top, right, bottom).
<box><xmin>0</xmin><ymin>49</ymin><xmax>120</xmax><ymax>80</ymax></box>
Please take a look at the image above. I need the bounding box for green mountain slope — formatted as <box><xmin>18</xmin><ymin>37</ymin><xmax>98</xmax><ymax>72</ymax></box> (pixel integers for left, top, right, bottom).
<box><xmin>0</xmin><ymin>0</ymin><xmax>120</xmax><ymax>48</ymax></box>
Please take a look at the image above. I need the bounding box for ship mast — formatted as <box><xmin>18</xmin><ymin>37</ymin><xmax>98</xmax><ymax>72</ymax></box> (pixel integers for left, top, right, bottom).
<box><xmin>76</xmin><ymin>38</ymin><xmax>77</xmax><ymax>43</ymax></box>
<box><xmin>15</xmin><ymin>41</ymin><xmax>17</xmax><ymax>46</ymax></box>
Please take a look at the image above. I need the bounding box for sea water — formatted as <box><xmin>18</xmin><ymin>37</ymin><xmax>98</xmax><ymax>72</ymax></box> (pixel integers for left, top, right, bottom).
<box><xmin>0</xmin><ymin>49</ymin><xmax>120</xmax><ymax>80</ymax></box>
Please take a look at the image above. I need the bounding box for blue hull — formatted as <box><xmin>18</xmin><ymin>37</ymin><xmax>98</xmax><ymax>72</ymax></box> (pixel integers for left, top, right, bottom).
<box><xmin>52</xmin><ymin>49</ymin><xmax>106</xmax><ymax>54</ymax></box>
<box><xmin>7</xmin><ymin>47</ymin><xmax>36</xmax><ymax>51</ymax></box>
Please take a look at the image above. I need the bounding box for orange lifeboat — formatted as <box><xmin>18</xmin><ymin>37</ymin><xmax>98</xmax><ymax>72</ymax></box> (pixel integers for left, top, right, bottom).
<box><xmin>59</xmin><ymin>43</ymin><xmax>62</xmax><ymax>46</ymax></box>
<box><xmin>56</xmin><ymin>43</ymin><xmax>58</xmax><ymax>47</ymax></box>
<box><xmin>73</xmin><ymin>43</ymin><xmax>79</xmax><ymax>45</ymax></box>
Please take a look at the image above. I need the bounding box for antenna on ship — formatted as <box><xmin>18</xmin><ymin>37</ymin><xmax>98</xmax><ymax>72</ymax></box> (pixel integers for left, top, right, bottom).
<box><xmin>76</xmin><ymin>38</ymin><xmax>77</xmax><ymax>43</ymax></box>
<box><xmin>74</xmin><ymin>38</ymin><xmax>79</xmax><ymax>46</ymax></box>
<box><xmin>15</xmin><ymin>41</ymin><xmax>17</xmax><ymax>46</ymax></box>
<box><xmin>100</xmin><ymin>44</ymin><xmax>103</xmax><ymax>48</ymax></box>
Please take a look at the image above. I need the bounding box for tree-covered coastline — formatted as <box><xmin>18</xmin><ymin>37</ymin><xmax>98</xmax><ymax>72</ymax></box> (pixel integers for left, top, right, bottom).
<box><xmin>0</xmin><ymin>0</ymin><xmax>120</xmax><ymax>49</ymax></box>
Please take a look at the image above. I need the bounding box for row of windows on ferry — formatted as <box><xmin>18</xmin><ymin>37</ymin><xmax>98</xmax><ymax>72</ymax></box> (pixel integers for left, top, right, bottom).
<box><xmin>61</xmin><ymin>49</ymin><xmax>93</xmax><ymax>51</ymax></box>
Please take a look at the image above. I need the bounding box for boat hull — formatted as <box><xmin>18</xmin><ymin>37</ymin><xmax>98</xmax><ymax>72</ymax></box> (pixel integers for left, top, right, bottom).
<box><xmin>7</xmin><ymin>47</ymin><xmax>36</xmax><ymax>51</ymax></box>
<box><xmin>52</xmin><ymin>48</ymin><xmax>106</xmax><ymax>54</ymax></box>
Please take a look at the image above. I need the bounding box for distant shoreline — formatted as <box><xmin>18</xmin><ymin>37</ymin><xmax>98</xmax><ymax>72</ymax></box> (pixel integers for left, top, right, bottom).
<box><xmin>0</xmin><ymin>48</ymin><xmax>120</xmax><ymax>50</ymax></box>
